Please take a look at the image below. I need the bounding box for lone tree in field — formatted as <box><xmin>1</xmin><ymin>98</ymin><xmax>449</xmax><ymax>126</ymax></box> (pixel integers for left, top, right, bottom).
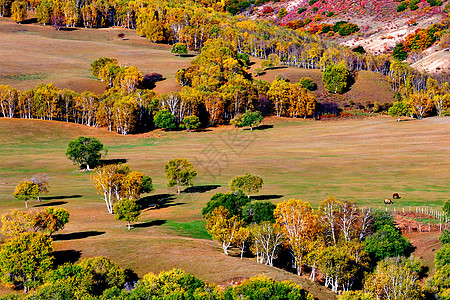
<box><xmin>232</xmin><ymin>110</ymin><xmax>263</xmax><ymax>130</ymax></box>
<box><xmin>171</xmin><ymin>43</ymin><xmax>188</xmax><ymax>56</ymax></box>
<box><xmin>113</xmin><ymin>198</ymin><xmax>141</xmax><ymax>230</ymax></box>
<box><xmin>229</xmin><ymin>173</ymin><xmax>264</xmax><ymax>197</ymax></box>
<box><xmin>164</xmin><ymin>158</ymin><xmax>197</xmax><ymax>194</ymax></box>
<box><xmin>181</xmin><ymin>115</ymin><xmax>201</xmax><ymax>132</ymax></box>
<box><xmin>14</xmin><ymin>181</ymin><xmax>39</xmax><ymax>209</ymax></box>
<box><xmin>0</xmin><ymin>232</ymin><xmax>53</xmax><ymax>293</ymax></box>
<box><xmin>31</xmin><ymin>174</ymin><xmax>50</xmax><ymax>201</ymax></box>
<box><xmin>154</xmin><ymin>109</ymin><xmax>177</xmax><ymax>131</ymax></box>
<box><xmin>66</xmin><ymin>136</ymin><xmax>107</xmax><ymax>170</ymax></box>
<box><xmin>322</xmin><ymin>62</ymin><xmax>350</xmax><ymax>94</ymax></box>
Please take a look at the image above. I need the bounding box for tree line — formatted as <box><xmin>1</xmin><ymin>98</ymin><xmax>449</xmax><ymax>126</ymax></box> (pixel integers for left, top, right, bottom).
<box><xmin>202</xmin><ymin>181</ymin><xmax>450</xmax><ymax>299</ymax></box>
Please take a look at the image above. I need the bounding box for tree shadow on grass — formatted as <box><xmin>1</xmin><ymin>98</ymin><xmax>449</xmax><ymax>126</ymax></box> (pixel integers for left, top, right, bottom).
<box><xmin>41</xmin><ymin>195</ymin><xmax>82</xmax><ymax>200</ymax></box>
<box><xmin>244</xmin><ymin>124</ymin><xmax>274</xmax><ymax>131</ymax></box>
<box><xmin>52</xmin><ymin>250</ymin><xmax>82</xmax><ymax>267</ymax></box>
<box><xmin>100</xmin><ymin>159</ymin><xmax>127</xmax><ymax>166</ymax></box>
<box><xmin>137</xmin><ymin>194</ymin><xmax>184</xmax><ymax>209</ymax></box>
<box><xmin>52</xmin><ymin>231</ymin><xmax>105</xmax><ymax>241</ymax></box>
<box><xmin>182</xmin><ymin>185</ymin><xmax>220</xmax><ymax>194</ymax></box>
<box><xmin>251</xmin><ymin>195</ymin><xmax>283</xmax><ymax>201</ymax></box>
<box><xmin>34</xmin><ymin>201</ymin><xmax>68</xmax><ymax>207</ymax></box>
<box><xmin>133</xmin><ymin>220</ymin><xmax>166</xmax><ymax>228</ymax></box>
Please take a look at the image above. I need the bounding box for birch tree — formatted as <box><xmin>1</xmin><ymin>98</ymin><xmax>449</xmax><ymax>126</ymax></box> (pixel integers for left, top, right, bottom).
<box><xmin>205</xmin><ymin>207</ymin><xmax>243</xmax><ymax>255</ymax></box>
<box><xmin>250</xmin><ymin>222</ymin><xmax>284</xmax><ymax>266</ymax></box>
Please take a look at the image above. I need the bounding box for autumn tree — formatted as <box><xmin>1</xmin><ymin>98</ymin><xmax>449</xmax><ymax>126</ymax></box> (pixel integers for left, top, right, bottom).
<box><xmin>318</xmin><ymin>196</ymin><xmax>340</xmax><ymax>246</ymax></box>
<box><xmin>205</xmin><ymin>206</ymin><xmax>244</xmax><ymax>255</ymax></box>
<box><xmin>113</xmin><ymin>198</ymin><xmax>141</xmax><ymax>230</ymax></box>
<box><xmin>78</xmin><ymin>256</ymin><xmax>126</xmax><ymax>294</ymax></box>
<box><xmin>364</xmin><ymin>257</ymin><xmax>423</xmax><ymax>300</ymax></box>
<box><xmin>229</xmin><ymin>173</ymin><xmax>264</xmax><ymax>197</ymax></box>
<box><xmin>164</xmin><ymin>158</ymin><xmax>197</xmax><ymax>194</ymax></box>
<box><xmin>274</xmin><ymin>198</ymin><xmax>319</xmax><ymax>275</ymax></box>
<box><xmin>66</xmin><ymin>136</ymin><xmax>107</xmax><ymax>170</ymax></box>
<box><xmin>0</xmin><ymin>232</ymin><xmax>53</xmax><ymax>293</ymax></box>
<box><xmin>261</xmin><ymin>53</ymin><xmax>280</xmax><ymax>70</ymax></box>
<box><xmin>250</xmin><ymin>222</ymin><xmax>284</xmax><ymax>266</ymax></box>
<box><xmin>31</xmin><ymin>174</ymin><xmax>50</xmax><ymax>201</ymax></box>
<box><xmin>11</xmin><ymin>0</ymin><xmax>26</xmax><ymax>23</ymax></box>
<box><xmin>36</xmin><ymin>0</ymin><xmax>51</xmax><ymax>24</ymax></box>
<box><xmin>322</xmin><ymin>62</ymin><xmax>350</xmax><ymax>94</ymax></box>
<box><xmin>1</xmin><ymin>210</ymin><xmax>35</xmax><ymax>237</ymax></box>
<box><xmin>14</xmin><ymin>180</ymin><xmax>39</xmax><ymax>209</ymax></box>
<box><xmin>268</xmin><ymin>79</ymin><xmax>290</xmax><ymax>117</ymax></box>
<box><xmin>35</xmin><ymin>207</ymin><xmax>70</xmax><ymax>235</ymax></box>
<box><xmin>408</xmin><ymin>91</ymin><xmax>433</xmax><ymax>119</ymax></box>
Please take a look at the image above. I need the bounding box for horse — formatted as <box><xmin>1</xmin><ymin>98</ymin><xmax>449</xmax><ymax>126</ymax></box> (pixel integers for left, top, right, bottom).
<box><xmin>384</xmin><ymin>198</ymin><xmax>393</xmax><ymax>205</ymax></box>
<box><xmin>393</xmin><ymin>193</ymin><xmax>401</xmax><ymax>199</ymax></box>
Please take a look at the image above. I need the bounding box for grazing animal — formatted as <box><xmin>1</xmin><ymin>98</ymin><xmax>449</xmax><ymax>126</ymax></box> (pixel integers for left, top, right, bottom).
<box><xmin>393</xmin><ymin>193</ymin><xmax>401</xmax><ymax>199</ymax></box>
<box><xmin>384</xmin><ymin>198</ymin><xmax>393</xmax><ymax>205</ymax></box>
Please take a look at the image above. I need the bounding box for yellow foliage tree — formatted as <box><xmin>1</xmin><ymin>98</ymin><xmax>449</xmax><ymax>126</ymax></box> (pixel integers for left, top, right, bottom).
<box><xmin>274</xmin><ymin>198</ymin><xmax>319</xmax><ymax>275</ymax></box>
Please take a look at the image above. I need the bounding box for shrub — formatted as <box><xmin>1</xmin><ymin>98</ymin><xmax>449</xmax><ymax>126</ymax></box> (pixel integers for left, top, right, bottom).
<box><xmin>277</xmin><ymin>8</ymin><xmax>287</xmax><ymax>18</ymax></box>
<box><xmin>440</xmin><ymin>229</ymin><xmax>450</xmax><ymax>244</ymax></box>
<box><xmin>352</xmin><ymin>45</ymin><xmax>366</xmax><ymax>54</ymax></box>
<box><xmin>262</xmin><ymin>6</ymin><xmax>274</xmax><ymax>14</ymax></box>
<box><xmin>397</xmin><ymin>2</ymin><xmax>408</xmax><ymax>12</ymax></box>
<box><xmin>393</xmin><ymin>43</ymin><xmax>407</xmax><ymax>60</ymax></box>
<box><xmin>326</xmin><ymin>11</ymin><xmax>334</xmax><ymax>17</ymax></box>
<box><xmin>364</xmin><ymin>225</ymin><xmax>411</xmax><ymax>262</ymax></box>
<box><xmin>297</xmin><ymin>7</ymin><xmax>307</xmax><ymax>14</ymax></box>
<box><xmin>299</xmin><ymin>77</ymin><xmax>317</xmax><ymax>91</ymax></box>
<box><xmin>409</xmin><ymin>0</ymin><xmax>420</xmax><ymax>10</ymax></box>
<box><xmin>309</xmin><ymin>0</ymin><xmax>318</xmax><ymax>5</ymax></box>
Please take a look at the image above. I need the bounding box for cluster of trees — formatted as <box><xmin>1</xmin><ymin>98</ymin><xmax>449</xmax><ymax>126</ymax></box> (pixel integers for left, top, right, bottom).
<box><xmin>1</xmin><ymin>207</ymin><xmax>69</xmax><ymax>237</ymax></box>
<box><xmin>13</xmin><ymin>174</ymin><xmax>50</xmax><ymax>208</ymax></box>
<box><xmin>203</xmin><ymin>192</ymin><xmax>426</xmax><ymax>296</ymax></box>
<box><xmin>0</xmin><ymin>251</ymin><xmax>314</xmax><ymax>299</ymax></box>
<box><xmin>388</xmin><ymin>77</ymin><xmax>450</xmax><ymax>120</ymax></box>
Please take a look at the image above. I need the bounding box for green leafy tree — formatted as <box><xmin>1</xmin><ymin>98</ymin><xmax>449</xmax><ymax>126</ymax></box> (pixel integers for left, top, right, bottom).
<box><xmin>180</xmin><ymin>115</ymin><xmax>200</xmax><ymax>132</ymax></box>
<box><xmin>242</xmin><ymin>201</ymin><xmax>276</xmax><ymax>224</ymax></box>
<box><xmin>364</xmin><ymin>225</ymin><xmax>411</xmax><ymax>262</ymax></box>
<box><xmin>164</xmin><ymin>158</ymin><xmax>197</xmax><ymax>194</ymax></box>
<box><xmin>229</xmin><ymin>173</ymin><xmax>264</xmax><ymax>197</ymax></box>
<box><xmin>171</xmin><ymin>43</ymin><xmax>188</xmax><ymax>56</ymax></box>
<box><xmin>443</xmin><ymin>199</ymin><xmax>450</xmax><ymax>218</ymax></box>
<box><xmin>393</xmin><ymin>43</ymin><xmax>407</xmax><ymax>60</ymax></box>
<box><xmin>14</xmin><ymin>180</ymin><xmax>39</xmax><ymax>209</ymax></box>
<box><xmin>299</xmin><ymin>77</ymin><xmax>317</xmax><ymax>91</ymax></box>
<box><xmin>241</xmin><ymin>110</ymin><xmax>263</xmax><ymax>130</ymax></box>
<box><xmin>0</xmin><ymin>232</ymin><xmax>53</xmax><ymax>293</ymax></box>
<box><xmin>372</xmin><ymin>210</ymin><xmax>395</xmax><ymax>231</ymax></box>
<box><xmin>66</xmin><ymin>136</ymin><xmax>107</xmax><ymax>170</ymax></box>
<box><xmin>202</xmin><ymin>190</ymin><xmax>251</xmax><ymax>217</ymax></box>
<box><xmin>154</xmin><ymin>109</ymin><xmax>176</xmax><ymax>131</ymax></box>
<box><xmin>113</xmin><ymin>198</ymin><xmax>141</xmax><ymax>230</ymax></box>
<box><xmin>322</xmin><ymin>62</ymin><xmax>350</xmax><ymax>94</ymax></box>
<box><xmin>430</xmin><ymin>265</ymin><xmax>450</xmax><ymax>299</ymax></box>
<box><xmin>440</xmin><ymin>229</ymin><xmax>450</xmax><ymax>244</ymax></box>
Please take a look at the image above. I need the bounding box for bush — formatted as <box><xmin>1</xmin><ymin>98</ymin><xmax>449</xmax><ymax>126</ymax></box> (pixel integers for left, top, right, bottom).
<box><xmin>326</xmin><ymin>11</ymin><xmax>334</xmax><ymax>17</ymax></box>
<box><xmin>309</xmin><ymin>0</ymin><xmax>318</xmax><ymax>5</ymax></box>
<box><xmin>181</xmin><ymin>115</ymin><xmax>201</xmax><ymax>131</ymax></box>
<box><xmin>409</xmin><ymin>0</ymin><xmax>420</xmax><ymax>10</ymax></box>
<box><xmin>373</xmin><ymin>210</ymin><xmax>395</xmax><ymax>231</ymax></box>
<box><xmin>393</xmin><ymin>43</ymin><xmax>407</xmax><ymax>60</ymax></box>
<box><xmin>299</xmin><ymin>77</ymin><xmax>317</xmax><ymax>91</ymax></box>
<box><xmin>262</xmin><ymin>6</ymin><xmax>274</xmax><ymax>14</ymax></box>
<box><xmin>440</xmin><ymin>229</ymin><xmax>450</xmax><ymax>244</ymax></box>
<box><xmin>397</xmin><ymin>2</ymin><xmax>408</xmax><ymax>12</ymax></box>
<box><xmin>297</xmin><ymin>7</ymin><xmax>307</xmax><ymax>14</ymax></box>
<box><xmin>435</xmin><ymin>244</ymin><xmax>450</xmax><ymax>270</ymax></box>
<box><xmin>278</xmin><ymin>8</ymin><xmax>287</xmax><ymax>18</ymax></box>
<box><xmin>352</xmin><ymin>45</ymin><xmax>366</xmax><ymax>54</ymax></box>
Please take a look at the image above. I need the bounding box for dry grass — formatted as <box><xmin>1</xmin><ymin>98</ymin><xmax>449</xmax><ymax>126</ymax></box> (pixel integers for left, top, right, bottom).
<box><xmin>0</xmin><ymin>116</ymin><xmax>449</xmax><ymax>298</ymax></box>
<box><xmin>0</xmin><ymin>18</ymin><xmax>193</xmax><ymax>94</ymax></box>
